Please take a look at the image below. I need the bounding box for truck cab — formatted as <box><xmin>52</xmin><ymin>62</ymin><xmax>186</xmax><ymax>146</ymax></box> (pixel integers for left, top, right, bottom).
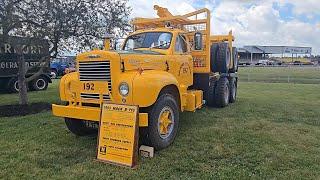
<box><xmin>52</xmin><ymin>6</ymin><xmax>238</xmax><ymax>150</ymax></box>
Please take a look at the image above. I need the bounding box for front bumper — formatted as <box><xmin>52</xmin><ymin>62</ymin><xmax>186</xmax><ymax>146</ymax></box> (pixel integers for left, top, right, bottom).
<box><xmin>52</xmin><ymin>104</ymin><xmax>148</xmax><ymax>127</ymax></box>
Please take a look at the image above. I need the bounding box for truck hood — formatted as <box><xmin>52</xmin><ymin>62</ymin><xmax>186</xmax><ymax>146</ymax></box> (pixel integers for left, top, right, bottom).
<box><xmin>76</xmin><ymin>49</ymin><xmax>167</xmax><ymax>72</ymax></box>
<box><xmin>117</xmin><ymin>50</ymin><xmax>167</xmax><ymax>71</ymax></box>
<box><xmin>116</xmin><ymin>49</ymin><xmax>163</xmax><ymax>55</ymax></box>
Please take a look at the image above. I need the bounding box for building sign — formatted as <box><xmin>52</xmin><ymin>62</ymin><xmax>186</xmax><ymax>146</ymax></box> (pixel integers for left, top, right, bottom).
<box><xmin>0</xmin><ymin>35</ymin><xmax>49</xmax><ymax>77</ymax></box>
<box><xmin>284</xmin><ymin>47</ymin><xmax>312</xmax><ymax>54</ymax></box>
<box><xmin>97</xmin><ymin>103</ymin><xmax>139</xmax><ymax>168</ymax></box>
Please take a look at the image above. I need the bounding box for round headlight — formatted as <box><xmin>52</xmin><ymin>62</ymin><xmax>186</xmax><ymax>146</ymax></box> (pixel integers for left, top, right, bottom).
<box><xmin>119</xmin><ymin>82</ymin><xmax>129</xmax><ymax>96</ymax></box>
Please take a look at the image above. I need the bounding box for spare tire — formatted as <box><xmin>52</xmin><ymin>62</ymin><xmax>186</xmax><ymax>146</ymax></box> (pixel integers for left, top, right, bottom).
<box><xmin>230</xmin><ymin>47</ymin><xmax>238</xmax><ymax>73</ymax></box>
<box><xmin>211</xmin><ymin>43</ymin><xmax>231</xmax><ymax>73</ymax></box>
<box><xmin>210</xmin><ymin>44</ymin><xmax>218</xmax><ymax>72</ymax></box>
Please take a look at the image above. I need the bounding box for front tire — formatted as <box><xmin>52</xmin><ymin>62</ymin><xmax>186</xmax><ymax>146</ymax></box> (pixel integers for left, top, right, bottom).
<box><xmin>146</xmin><ymin>94</ymin><xmax>179</xmax><ymax>151</ymax></box>
<box><xmin>7</xmin><ymin>78</ymin><xmax>20</xmax><ymax>93</ymax></box>
<box><xmin>31</xmin><ymin>76</ymin><xmax>48</xmax><ymax>91</ymax></box>
<box><xmin>65</xmin><ymin>118</ymin><xmax>98</xmax><ymax>136</ymax></box>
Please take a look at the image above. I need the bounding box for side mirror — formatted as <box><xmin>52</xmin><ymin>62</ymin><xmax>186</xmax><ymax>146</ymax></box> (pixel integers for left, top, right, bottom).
<box><xmin>194</xmin><ymin>32</ymin><xmax>203</xmax><ymax>50</ymax></box>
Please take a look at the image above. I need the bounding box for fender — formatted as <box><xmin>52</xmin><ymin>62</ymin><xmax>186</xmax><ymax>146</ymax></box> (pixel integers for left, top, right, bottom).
<box><xmin>132</xmin><ymin>70</ymin><xmax>179</xmax><ymax>107</ymax></box>
<box><xmin>59</xmin><ymin>72</ymin><xmax>78</xmax><ymax>101</ymax></box>
<box><xmin>40</xmin><ymin>74</ymin><xmax>52</xmax><ymax>83</ymax></box>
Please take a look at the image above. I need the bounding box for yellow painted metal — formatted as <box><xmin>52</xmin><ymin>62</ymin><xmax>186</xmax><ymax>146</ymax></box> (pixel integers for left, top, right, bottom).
<box><xmin>54</xmin><ymin>5</ymin><xmax>236</xmax><ymax>128</ymax></box>
<box><xmin>183</xmin><ymin>90</ymin><xmax>203</xmax><ymax>112</ymax></box>
<box><xmin>159</xmin><ymin>110</ymin><xmax>172</xmax><ymax>135</ymax></box>
<box><xmin>131</xmin><ymin>6</ymin><xmax>235</xmax><ymax>74</ymax></box>
<box><xmin>194</xmin><ymin>90</ymin><xmax>203</xmax><ymax>109</ymax></box>
<box><xmin>52</xmin><ymin>104</ymin><xmax>101</xmax><ymax>121</ymax></box>
<box><xmin>52</xmin><ymin>104</ymin><xmax>148</xmax><ymax>127</ymax></box>
<box><xmin>133</xmin><ymin>70</ymin><xmax>183</xmax><ymax>107</ymax></box>
<box><xmin>104</xmin><ymin>39</ymin><xmax>111</xmax><ymax>50</ymax></box>
<box><xmin>138</xmin><ymin>113</ymin><xmax>148</xmax><ymax>127</ymax></box>
<box><xmin>132</xmin><ymin>7</ymin><xmax>212</xmax><ymax>74</ymax></box>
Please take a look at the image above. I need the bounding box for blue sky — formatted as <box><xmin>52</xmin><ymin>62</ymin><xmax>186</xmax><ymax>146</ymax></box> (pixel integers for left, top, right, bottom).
<box><xmin>129</xmin><ymin>0</ymin><xmax>320</xmax><ymax>54</ymax></box>
<box><xmin>273</xmin><ymin>2</ymin><xmax>320</xmax><ymax>24</ymax></box>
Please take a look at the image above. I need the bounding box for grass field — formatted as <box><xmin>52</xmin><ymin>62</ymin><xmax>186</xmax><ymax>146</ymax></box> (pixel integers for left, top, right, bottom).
<box><xmin>1</xmin><ymin>77</ymin><xmax>320</xmax><ymax>179</ymax></box>
<box><xmin>239</xmin><ymin>66</ymin><xmax>320</xmax><ymax>84</ymax></box>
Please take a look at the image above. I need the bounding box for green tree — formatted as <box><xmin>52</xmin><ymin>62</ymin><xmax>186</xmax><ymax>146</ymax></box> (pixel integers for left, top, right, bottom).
<box><xmin>0</xmin><ymin>0</ymin><xmax>131</xmax><ymax>105</ymax></box>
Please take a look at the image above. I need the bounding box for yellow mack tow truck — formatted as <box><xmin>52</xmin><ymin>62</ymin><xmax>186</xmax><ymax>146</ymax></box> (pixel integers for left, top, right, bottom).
<box><xmin>52</xmin><ymin>5</ymin><xmax>238</xmax><ymax>150</ymax></box>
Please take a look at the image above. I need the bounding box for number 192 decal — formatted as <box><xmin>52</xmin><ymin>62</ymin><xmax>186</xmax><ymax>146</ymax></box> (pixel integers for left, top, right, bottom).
<box><xmin>83</xmin><ymin>83</ymin><xmax>94</xmax><ymax>90</ymax></box>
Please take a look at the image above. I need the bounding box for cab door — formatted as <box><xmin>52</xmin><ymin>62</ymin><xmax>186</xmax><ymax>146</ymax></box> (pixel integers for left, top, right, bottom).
<box><xmin>169</xmin><ymin>34</ymin><xmax>193</xmax><ymax>87</ymax></box>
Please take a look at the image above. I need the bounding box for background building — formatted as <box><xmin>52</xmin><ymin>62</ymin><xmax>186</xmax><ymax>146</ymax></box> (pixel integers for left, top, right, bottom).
<box><xmin>238</xmin><ymin>46</ymin><xmax>312</xmax><ymax>65</ymax></box>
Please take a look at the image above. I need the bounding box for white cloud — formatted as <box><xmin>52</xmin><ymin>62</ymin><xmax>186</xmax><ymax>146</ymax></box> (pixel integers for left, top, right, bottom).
<box><xmin>278</xmin><ymin>0</ymin><xmax>320</xmax><ymax>15</ymax></box>
<box><xmin>128</xmin><ymin>0</ymin><xmax>320</xmax><ymax>54</ymax></box>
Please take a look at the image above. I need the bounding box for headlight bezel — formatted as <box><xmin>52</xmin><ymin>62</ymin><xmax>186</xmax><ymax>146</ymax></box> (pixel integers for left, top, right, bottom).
<box><xmin>119</xmin><ymin>82</ymin><xmax>129</xmax><ymax>96</ymax></box>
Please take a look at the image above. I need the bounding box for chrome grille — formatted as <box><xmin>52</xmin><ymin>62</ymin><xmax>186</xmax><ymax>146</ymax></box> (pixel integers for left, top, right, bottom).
<box><xmin>80</xmin><ymin>93</ymin><xmax>111</xmax><ymax>101</ymax></box>
<box><xmin>79</xmin><ymin>61</ymin><xmax>111</xmax><ymax>81</ymax></box>
<box><xmin>78</xmin><ymin>61</ymin><xmax>112</xmax><ymax>92</ymax></box>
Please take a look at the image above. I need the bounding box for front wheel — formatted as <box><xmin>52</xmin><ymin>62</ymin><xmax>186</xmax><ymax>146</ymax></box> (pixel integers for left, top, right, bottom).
<box><xmin>65</xmin><ymin>118</ymin><xmax>98</xmax><ymax>136</ymax></box>
<box><xmin>145</xmin><ymin>94</ymin><xmax>180</xmax><ymax>151</ymax></box>
<box><xmin>7</xmin><ymin>78</ymin><xmax>20</xmax><ymax>93</ymax></box>
<box><xmin>31</xmin><ymin>76</ymin><xmax>48</xmax><ymax>91</ymax></box>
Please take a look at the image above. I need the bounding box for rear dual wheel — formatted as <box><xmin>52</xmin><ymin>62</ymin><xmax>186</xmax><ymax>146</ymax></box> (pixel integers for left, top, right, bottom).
<box><xmin>229</xmin><ymin>77</ymin><xmax>237</xmax><ymax>103</ymax></box>
<box><xmin>214</xmin><ymin>77</ymin><xmax>230</xmax><ymax>108</ymax></box>
<box><xmin>7</xmin><ymin>76</ymin><xmax>48</xmax><ymax>93</ymax></box>
<box><xmin>206</xmin><ymin>77</ymin><xmax>237</xmax><ymax>107</ymax></box>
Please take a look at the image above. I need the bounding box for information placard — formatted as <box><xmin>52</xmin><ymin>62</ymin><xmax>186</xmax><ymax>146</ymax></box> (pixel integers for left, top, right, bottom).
<box><xmin>97</xmin><ymin>103</ymin><xmax>139</xmax><ymax>168</ymax></box>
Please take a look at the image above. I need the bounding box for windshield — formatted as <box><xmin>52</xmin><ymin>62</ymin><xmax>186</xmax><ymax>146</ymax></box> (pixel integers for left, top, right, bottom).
<box><xmin>123</xmin><ymin>32</ymin><xmax>172</xmax><ymax>50</ymax></box>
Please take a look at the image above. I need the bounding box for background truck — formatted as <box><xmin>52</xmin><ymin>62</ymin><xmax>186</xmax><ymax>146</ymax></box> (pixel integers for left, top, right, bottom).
<box><xmin>0</xmin><ymin>35</ymin><xmax>51</xmax><ymax>93</ymax></box>
<box><xmin>50</xmin><ymin>56</ymin><xmax>76</xmax><ymax>79</ymax></box>
<box><xmin>52</xmin><ymin>6</ymin><xmax>239</xmax><ymax>150</ymax></box>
